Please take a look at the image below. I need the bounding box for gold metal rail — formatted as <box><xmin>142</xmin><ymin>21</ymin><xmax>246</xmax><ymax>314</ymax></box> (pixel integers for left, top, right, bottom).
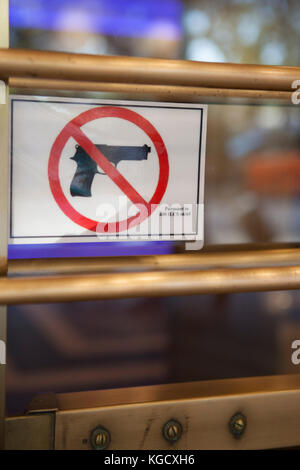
<box><xmin>8</xmin><ymin>248</ymin><xmax>300</xmax><ymax>276</ymax></box>
<box><xmin>0</xmin><ymin>48</ymin><xmax>297</xmax><ymax>101</ymax></box>
<box><xmin>9</xmin><ymin>78</ymin><xmax>292</xmax><ymax>101</ymax></box>
<box><xmin>2</xmin><ymin>264</ymin><xmax>300</xmax><ymax>305</ymax></box>
<box><xmin>0</xmin><ymin>48</ymin><xmax>298</xmax><ymax>90</ymax></box>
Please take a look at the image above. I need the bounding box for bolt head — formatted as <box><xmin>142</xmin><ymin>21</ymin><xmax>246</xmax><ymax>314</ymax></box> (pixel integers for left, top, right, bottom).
<box><xmin>229</xmin><ymin>412</ymin><xmax>247</xmax><ymax>438</ymax></box>
<box><xmin>90</xmin><ymin>426</ymin><xmax>111</xmax><ymax>450</ymax></box>
<box><xmin>163</xmin><ymin>419</ymin><xmax>182</xmax><ymax>443</ymax></box>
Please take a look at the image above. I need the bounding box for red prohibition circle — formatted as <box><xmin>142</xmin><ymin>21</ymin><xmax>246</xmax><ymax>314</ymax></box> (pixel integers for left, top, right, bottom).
<box><xmin>48</xmin><ymin>106</ymin><xmax>169</xmax><ymax>233</ymax></box>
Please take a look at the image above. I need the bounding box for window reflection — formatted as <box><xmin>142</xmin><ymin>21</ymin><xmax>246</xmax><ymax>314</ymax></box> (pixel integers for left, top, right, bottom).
<box><xmin>7</xmin><ymin>1</ymin><xmax>300</xmax><ymax>416</ymax></box>
<box><xmin>205</xmin><ymin>104</ymin><xmax>300</xmax><ymax>244</ymax></box>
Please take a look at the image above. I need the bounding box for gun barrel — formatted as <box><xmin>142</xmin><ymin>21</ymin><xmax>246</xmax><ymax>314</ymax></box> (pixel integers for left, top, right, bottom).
<box><xmin>96</xmin><ymin>144</ymin><xmax>151</xmax><ymax>162</ymax></box>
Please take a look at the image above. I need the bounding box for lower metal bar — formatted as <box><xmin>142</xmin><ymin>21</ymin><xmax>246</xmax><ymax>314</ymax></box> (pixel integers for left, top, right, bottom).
<box><xmin>9</xmin><ymin>77</ymin><xmax>291</xmax><ymax>101</ymax></box>
<box><xmin>2</xmin><ymin>264</ymin><xmax>300</xmax><ymax>305</ymax></box>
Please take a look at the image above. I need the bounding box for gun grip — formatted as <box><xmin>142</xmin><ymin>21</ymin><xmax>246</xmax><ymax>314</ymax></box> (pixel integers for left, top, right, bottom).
<box><xmin>70</xmin><ymin>170</ymin><xmax>95</xmax><ymax>197</ymax></box>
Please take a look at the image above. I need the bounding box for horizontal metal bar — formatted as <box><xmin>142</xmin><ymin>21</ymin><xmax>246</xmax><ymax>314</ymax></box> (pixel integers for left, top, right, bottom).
<box><xmin>9</xmin><ymin>77</ymin><xmax>292</xmax><ymax>101</ymax></box>
<box><xmin>8</xmin><ymin>248</ymin><xmax>300</xmax><ymax>277</ymax></box>
<box><xmin>3</xmin><ymin>264</ymin><xmax>300</xmax><ymax>304</ymax></box>
<box><xmin>0</xmin><ymin>48</ymin><xmax>299</xmax><ymax>91</ymax></box>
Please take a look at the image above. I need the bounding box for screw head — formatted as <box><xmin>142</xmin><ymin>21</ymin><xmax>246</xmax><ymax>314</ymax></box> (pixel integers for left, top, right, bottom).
<box><xmin>90</xmin><ymin>426</ymin><xmax>111</xmax><ymax>450</ymax></box>
<box><xmin>163</xmin><ymin>419</ymin><xmax>182</xmax><ymax>443</ymax></box>
<box><xmin>229</xmin><ymin>412</ymin><xmax>247</xmax><ymax>438</ymax></box>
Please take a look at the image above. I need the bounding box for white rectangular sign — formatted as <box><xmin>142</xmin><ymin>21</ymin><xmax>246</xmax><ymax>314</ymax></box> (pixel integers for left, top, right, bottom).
<box><xmin>9</xmin><ymin>96</ymin><xmax>207</xmax><ymax>245</ymax></box>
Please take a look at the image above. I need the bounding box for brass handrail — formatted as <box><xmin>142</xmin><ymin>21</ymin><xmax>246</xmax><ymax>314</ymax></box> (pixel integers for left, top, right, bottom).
<box><xmin>9</xmin><ymin>78</ymin><xmax>291</xmax><ymax>101</ymax></box>
<box><xmin>0</xmin><ymin>48</ymin><xmax>298</xmax><ymax>92</ymax></box>
<box><xmin>2</xmin><ymin>264</ymin><xmax>300</xmax><ymax>305</ymax></box>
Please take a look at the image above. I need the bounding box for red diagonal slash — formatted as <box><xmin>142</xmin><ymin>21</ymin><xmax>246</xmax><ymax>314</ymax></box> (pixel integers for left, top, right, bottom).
<box><xmin>68</xmin><ymin>121</ymin><xmax>150</xmax><ymax>211</ymax></box>
<box><xmin>48</xmin><ymin>106</ymin><xmax>169</xmax><ymax>233</ymax></box>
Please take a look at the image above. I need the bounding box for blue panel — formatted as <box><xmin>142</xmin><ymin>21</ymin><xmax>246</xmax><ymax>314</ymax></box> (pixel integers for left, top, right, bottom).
<box><xmin>8</xmin><ymin>241</ymin><xmax>175</xmax><ymax>259</ymax></box>
<box><xmin>10</xmin><ymin>0</ymin><xmax>182</xmax><ymax>39</ymax></box>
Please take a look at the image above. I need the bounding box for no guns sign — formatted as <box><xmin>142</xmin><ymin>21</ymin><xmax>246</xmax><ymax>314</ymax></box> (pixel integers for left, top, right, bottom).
<box><xmin>9</xmin><ymin>96</ymin><xmax>207</xmax><ymax>245</ymax></box>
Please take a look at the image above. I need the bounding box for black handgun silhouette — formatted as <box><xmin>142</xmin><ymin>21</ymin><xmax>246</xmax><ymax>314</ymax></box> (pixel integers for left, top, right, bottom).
<box><xmin>70</xmin><ymin>143</ymin><xmax>151</xmax><ymax>197</ymax></box>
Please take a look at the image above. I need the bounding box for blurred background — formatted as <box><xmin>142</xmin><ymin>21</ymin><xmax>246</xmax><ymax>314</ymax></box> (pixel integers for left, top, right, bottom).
<box><xmin>6</xmin><ymin>0</ymin><xmax>300</xmax><ymax>415</ymax></box>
